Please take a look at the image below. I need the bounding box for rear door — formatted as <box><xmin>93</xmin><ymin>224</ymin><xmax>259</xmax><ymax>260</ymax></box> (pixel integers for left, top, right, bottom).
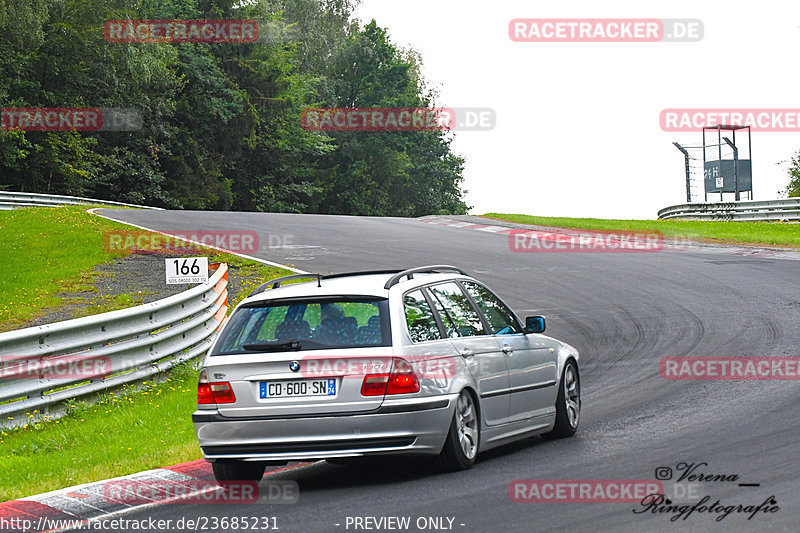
<box><xmin>400</xmin><ymin>289</ymin><xmax>467</xmax><ymax>391</ymax></box>
<box><xmin>426</xmin><ymin>282</ymin><xmax>510</xmax><ymax>426</ymax></box>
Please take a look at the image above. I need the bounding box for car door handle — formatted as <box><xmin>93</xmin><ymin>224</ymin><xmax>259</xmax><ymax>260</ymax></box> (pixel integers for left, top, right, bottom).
<box><xmin>459</xmin><ymin>348</ymin><xmax>474</xmax><ymax>358</ymax></box>
<box><xmin>501</xmin><ymin>345</ymin><xmax>514</xmax><ymax>355</ymax></box>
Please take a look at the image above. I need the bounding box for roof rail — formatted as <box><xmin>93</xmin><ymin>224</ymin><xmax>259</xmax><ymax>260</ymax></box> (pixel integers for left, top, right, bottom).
<box><xmin>322</xmin><ymin>269</ymin><xmax>403</xmax><ymax>281</ymax></box>
<box><xmin>248</xmin><ymin>273</ymin><xmax>322</xmax><ymax>297</ymax></box>
<box><xmin>384</xmin><ymin>265</ymin><xmax>467</xmax><ymax>289</ymax></box>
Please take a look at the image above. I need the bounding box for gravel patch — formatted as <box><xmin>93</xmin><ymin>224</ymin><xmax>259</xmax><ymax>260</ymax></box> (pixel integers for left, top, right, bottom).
<box><xmin>22</xmin><ymin>252</ymin><xmax>265</xmax><ymax>328</ymax></box>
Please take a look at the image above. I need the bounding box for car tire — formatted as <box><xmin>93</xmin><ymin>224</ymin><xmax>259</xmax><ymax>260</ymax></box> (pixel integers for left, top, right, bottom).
<box><xmin>212</xmin><ymin>460</ymin><xmax>266</xmax><ymax>482</ymax></box>
<box><xmin>438</xmin><ymin>390</ymin><xmax>479</xmax><ymax>471</ymax></box>
<box><xmin>542</xmin><ymin>359</ymin><xmax>580</xmax><ymax>439</ymax></box>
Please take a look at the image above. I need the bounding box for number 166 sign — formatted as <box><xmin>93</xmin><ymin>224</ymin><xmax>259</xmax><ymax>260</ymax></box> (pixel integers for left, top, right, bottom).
<box><xmin>165</xmin><ymin>257</ymin><xmax>208</xmax><ymax>284</ymax></box>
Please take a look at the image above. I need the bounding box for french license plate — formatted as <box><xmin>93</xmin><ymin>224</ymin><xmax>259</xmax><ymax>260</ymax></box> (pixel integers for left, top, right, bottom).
<box><xmin>260</xmin><ymin>379</ymin><xmax>337</xmax><ymax>398</ymax></box>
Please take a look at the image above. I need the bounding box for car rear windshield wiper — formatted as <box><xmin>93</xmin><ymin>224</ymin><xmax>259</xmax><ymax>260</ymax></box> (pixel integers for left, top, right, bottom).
<box><xmin>241</xmin><ymin>339</ymin><xmax>327</xmax><ymax>352</ymax></box>
<box><xmin>243</xmin><ymin>340</ymin><xmax>301</xmax><ymax>352</ymax></box>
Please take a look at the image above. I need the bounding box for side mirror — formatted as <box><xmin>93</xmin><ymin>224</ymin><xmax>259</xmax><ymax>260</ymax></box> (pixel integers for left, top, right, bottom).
<box><xmin>525</xmin><ymin>316</ymin><xmax>546</xmax><ymax>334</ymax></box>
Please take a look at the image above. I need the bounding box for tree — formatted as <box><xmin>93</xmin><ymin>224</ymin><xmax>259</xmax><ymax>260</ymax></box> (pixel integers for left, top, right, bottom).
<box><xmin>311</xmin><ymin>20</ymin><xmax>469</xmax><ymax>216</ymax></box>
<box><xmin>0</xmin><ymin>0</ymin><xmax>469</xmax><ymax>215</ymax></box>
<box><xmin>784</xmin><ymin>151</ymin><xmax>800</xmax><ymax>197</ymax></box>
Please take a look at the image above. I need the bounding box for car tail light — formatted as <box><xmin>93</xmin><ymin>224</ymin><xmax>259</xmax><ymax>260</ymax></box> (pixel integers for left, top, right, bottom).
<box><xmin>386</xmin><ymin>358</ymin><xmax>420</xmax><ymax>394</ymax></box>
<box><xmin>197</xmin><ymin>369</ymin><xmax>236</xmax><ymax>404</ymax></box>
<box><xmin>361</xmin><ymin>358</ymin><xmax>420</xmax><ymax>396</ymax></box>
<box><xmin>361</xmin><ymin>374</ymin><xmax>389</xmax><ymax>396</ymax></box>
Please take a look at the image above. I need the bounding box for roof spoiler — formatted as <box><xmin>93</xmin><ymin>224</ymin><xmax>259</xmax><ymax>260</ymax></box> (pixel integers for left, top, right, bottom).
<box><xmin>248</xmin><ymin>273</ymin><xmax>322</xmax><ymax>297</ymax></box>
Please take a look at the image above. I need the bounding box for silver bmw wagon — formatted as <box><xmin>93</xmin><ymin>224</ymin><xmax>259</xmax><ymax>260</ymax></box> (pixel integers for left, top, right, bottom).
<box><xmin>193</xmin><ymin>265</ymin><xmax>581</xmax><ymax>481</ymax></box>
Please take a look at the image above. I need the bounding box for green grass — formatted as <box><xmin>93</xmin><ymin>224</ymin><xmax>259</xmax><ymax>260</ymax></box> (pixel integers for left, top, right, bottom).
<box><xmin>0</xmin><ymin>362</ymin><xmax>202</xmax><ymax>501</ymax></box>
<box><xmin>0</xmin><ymin>205</ymin><xmax>297</xmax><ymax>501</ymax></box>
<box><xmin>71</xmin><ymin>292</ymin><xmax>148</xmax><ymax>318</ymax></box>
<box><xmin>0</xmin><ymin>206</ymin><xmax>298</xmax><ymax>331</ymax></box>
<box><xmin>482</xmin><ymin>213</ymin><xmax>800</xmax><ymax>248</ymax></box>
<box><xmin>0</xmin><ymin>206</ymin><xmax>132</xmax><ymax>331</ymax></box>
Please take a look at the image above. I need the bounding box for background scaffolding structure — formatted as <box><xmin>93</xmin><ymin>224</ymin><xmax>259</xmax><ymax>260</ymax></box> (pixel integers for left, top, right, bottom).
<box><xmin>672</xmin><ymin>126</ymin><xmax>753</xmax><ymax>202</ymax></box>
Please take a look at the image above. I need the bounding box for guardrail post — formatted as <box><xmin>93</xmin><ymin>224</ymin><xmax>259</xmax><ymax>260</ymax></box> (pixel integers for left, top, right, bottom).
<box><xmin>209</xmin><ymin>262</ymin><xmax>229</xmax><ymax>309</ymax></box>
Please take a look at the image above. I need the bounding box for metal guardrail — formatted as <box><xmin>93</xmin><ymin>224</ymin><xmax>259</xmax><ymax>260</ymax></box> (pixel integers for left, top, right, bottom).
<box><xmin>658</xmin><ymin>198</ymin><xmax>800</xmax><ymax>221</ymax></box>
<box><xmin>0</xmin><ymin>263</ymin><xmax>228</xmax><ymax>427</ymax></box>
<box><xmin>0</xmin><ymin>190</ymin><xmax>161</xmax><ymax>210</ymax></box>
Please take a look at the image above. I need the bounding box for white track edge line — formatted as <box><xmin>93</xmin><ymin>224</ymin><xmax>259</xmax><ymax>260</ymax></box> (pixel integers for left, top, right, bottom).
<box><xmin>87</xmin><ymin>208</ymin><xmax>307</xmax><ymax>274</ymax></box>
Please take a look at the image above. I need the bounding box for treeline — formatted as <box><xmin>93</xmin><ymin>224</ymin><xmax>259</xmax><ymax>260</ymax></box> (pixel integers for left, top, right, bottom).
<box><xmin>0</xmin><ymin>0</ymin><xmax>469</xmax><ymax>215</ymax></box>
<box><xmin>785</xmin><ymin>152</ymin><xmax>800</xmax><ymax>197</ymax></box>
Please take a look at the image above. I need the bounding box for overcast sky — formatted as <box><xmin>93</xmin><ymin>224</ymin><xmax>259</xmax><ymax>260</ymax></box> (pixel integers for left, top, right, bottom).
<box><xmin>352</xmin><ymin>0</ymin><xmax>800</xmax><ymax>219</ymax></box>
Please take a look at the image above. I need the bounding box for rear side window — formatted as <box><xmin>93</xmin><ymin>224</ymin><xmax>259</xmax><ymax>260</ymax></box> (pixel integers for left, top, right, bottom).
<box><xmin>427</xmin><ymin>290</ymin><xmax>458</xmax><ymax>339</ymax></box>
<box><xmin>212</xmin><ymin>298</ymin><xmax>389</xmax><ymax>354</ymax></box>
<box><xmin>461</xmin><ymin>281</ymin><xmax>522</xmax><ymax>335</ymax></box>
<box><xmin>428</xmin><ymin>282</ymin><xmax>487</xmax><ymax>337</ymax></box>
<box><xmin>403</xmin><ymin>290</ymin><xmax>441</xmax><ymax>343</ymax></box>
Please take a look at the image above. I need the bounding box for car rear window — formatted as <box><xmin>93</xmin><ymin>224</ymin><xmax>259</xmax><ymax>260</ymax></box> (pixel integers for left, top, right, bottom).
<box><xmin>212</xmin><ymin>298</ymin><xmax>390</xmax><ymax>354</ymax></box>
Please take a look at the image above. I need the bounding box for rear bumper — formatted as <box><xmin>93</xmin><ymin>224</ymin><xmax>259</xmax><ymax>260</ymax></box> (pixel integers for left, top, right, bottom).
<box><xmin>193</xmin><ymin>394</ymin><xmax>457</xmax><ymax>462</ymax></box>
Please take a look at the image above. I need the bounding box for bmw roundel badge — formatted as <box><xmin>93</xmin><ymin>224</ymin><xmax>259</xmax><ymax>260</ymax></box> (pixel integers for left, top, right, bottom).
<box><xmin>289</xmin><ymin>361</ymin><xmax>301</xmax><ymax>372</ymax></box>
